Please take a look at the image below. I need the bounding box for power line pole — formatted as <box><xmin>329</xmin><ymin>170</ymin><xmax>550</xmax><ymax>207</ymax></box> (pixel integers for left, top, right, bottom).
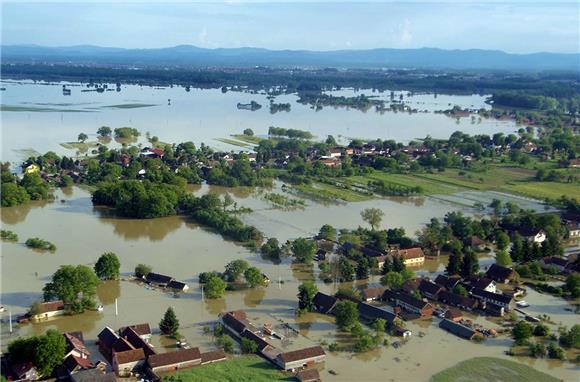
<box><xmin>9</xmin><ymin>310</ymin><xmax>13</xmax><ymax>334</ymax></box>
<box><xmin>115</xmin><ymin>298</ymin><xmax>118</xmax><ymax>316</ymax></box>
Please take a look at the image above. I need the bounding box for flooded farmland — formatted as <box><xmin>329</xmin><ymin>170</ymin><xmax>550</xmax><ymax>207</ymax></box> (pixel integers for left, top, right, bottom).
<box><xmin>1</xmin><ymin>82</ymin><xmax>578</xmax><ymax>381</ymax></box>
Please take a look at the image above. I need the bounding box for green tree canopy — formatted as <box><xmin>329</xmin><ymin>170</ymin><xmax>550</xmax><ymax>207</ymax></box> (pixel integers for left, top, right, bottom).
<box><xmin>297</xmin><ymin>281</ymin><xmax>318</xmax><ymax>312</ymax></box>
<box><xmin>223</xmin><ymin>259</ymin><xmax>250</xmax><ymax>282</ymax></box>
<box><xmin>43</xmin><ymin>265</ymin><xmax>100</xmax><ymax>310</ymax></box>
<box><xmin>94</xmin><ymin>252</ymin><xmax>121</xmax><ymax>280</ymax></box>
<box><xmin>135</xmin><ymin>264</ymin><xmax>152</xmax><ymax>279</ymax></box>
<box><xmin>360</xmin><ymin>208</ymin><xmax>384</xmax><ymax>231</ymax></box>
<box><xmin>292</xmin><ymin>238</ymin><xmax>317</xmax><ymax>265</ymax></box>
<box><xmin>204</xmin><ymin>275</ymin><xmax>227</xmax><ymax>299</ymax></box>
<box><xmin>334</xmin><ymin>300</ymin><xmax>359</xmax><ymax>330</ymax></box>
<box><xmin>244</xmin><ymin>267</ymin><xmax>266</xmax><ymax>287</ymax></box>
<box><xmin>159</xmin><ymin>307</ymin><xmax>180</xmax><ymax>336</ymax></box>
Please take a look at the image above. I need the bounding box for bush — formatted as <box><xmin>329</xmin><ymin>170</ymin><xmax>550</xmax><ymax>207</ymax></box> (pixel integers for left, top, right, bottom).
<box><xmin>240</xmin><ymin>338</ymin><xmax>258</xmax><ymax>354</ymax></box>
<box><xmin>1</xmin><ymin>230</ymin><xmax>18</xmax><ymax>242</ymax></box>
<box><xmin>135</xmin><ymin>264</ymin><xmax>152</xmax><ymax>278</ymax></box>
<box><xmin>25</xmin><ymin>237</ymin><xmax>56</xmax><ymax>251</ymax></box>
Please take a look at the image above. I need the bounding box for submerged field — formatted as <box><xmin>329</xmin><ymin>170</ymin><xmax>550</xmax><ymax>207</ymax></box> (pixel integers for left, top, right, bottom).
<box><xmin>166</xmin><ymin>356</ymin><xmax>288</xmax><ymax>382</ymax></box>
<box><xmin>430</xmin><ymin>357</ymin><xmax>560</xmax><ymax>382</ymax></box>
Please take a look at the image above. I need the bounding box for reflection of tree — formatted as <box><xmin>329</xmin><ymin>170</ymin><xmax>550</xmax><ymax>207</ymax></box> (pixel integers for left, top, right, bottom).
<box><xmin>95</xmin><ymin>208</ymin><xmax>184</xmax><ymax>241</ymax></box>
<box><xmin>291</xmin><ymin>263</ymin><xmax>315</xmax><ymax>283</ymax></box>
<box><xmin>243</xmin><ymin>286</ymin><xmax>265</xmax><ymax>307</ymax></box>
<box><xmin>0</xmin><ymin>199</ymin><xmax>48</xmax><ymax>224</ymax></box>
<box><xmin>204</xmin><ymin>296</ymin><xmax>226</xmax><ymax>316</ymax></box>
<box><xmin>60</xmin><ymin>187</ymin><xmax>73</xmax><ymax>196</ymax></box>
<box><xmin>96</xmin><ymin>280</ymin><xmax>121</xmax><ymax>305</ymax></box>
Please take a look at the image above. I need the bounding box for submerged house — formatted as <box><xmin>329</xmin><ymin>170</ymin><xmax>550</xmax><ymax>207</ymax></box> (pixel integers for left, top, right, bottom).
<box><xmin>145</xmin><ymin>272</ymin><xmax>174</xmax><ymax>287</ymax></box>
<box><xmin>274</xmin><ymin>346</ymin><xmax>326</xmax><ymax>371</ymax></box>
<box><xmin>146</xmin><ymin>348</ymin><xmax>202</xmax><ymax>373</ymax></box>
<box><xmin>312</xmin><ymin>292</ymin><xmax>338</xmax><ymax>314</ymax></box>
<box><xmin>485</xmin><ymin>264</ymin><xmax>515</xmax><ymax>284</ymax></box>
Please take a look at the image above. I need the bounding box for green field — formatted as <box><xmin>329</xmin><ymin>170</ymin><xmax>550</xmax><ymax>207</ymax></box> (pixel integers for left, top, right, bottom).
<box><xmin>232</xmin><ymin>134</ymin><xmax>266</xmax><ymax>145</ymax></box>
<box><xmin>294</xmin><ymin>182</ymin><xmax>372</xmax><ymax>202</ymax></box>
<box><xmin>60</xmin><ymin>141</ymin><xmax>99</xmax><ymax>151</ymax></box>
<box><xmin>215</xmin><ymin>138</ymin><xmax>253</xmax><ymax>148</ymax></box>
<box><xmin>430</xmin><ymin>357</ymin><xmax>560</xmax><ymax>382</ymax></box>
<box><xmin>166</xmin><ymin>356</ymin><xmax>289</xmax><ymax>382</ymax></box>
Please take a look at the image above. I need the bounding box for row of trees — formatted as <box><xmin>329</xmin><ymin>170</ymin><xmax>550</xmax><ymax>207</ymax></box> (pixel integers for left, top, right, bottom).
<box><xmin>1</xmin><ymin>164</ymin><xmax>50</xmax><ymax>207</ymax></box>
<box><xmin>199</xmin><ymin>259</ymin><xmax>267</xmax><ymax>299</ymax></box>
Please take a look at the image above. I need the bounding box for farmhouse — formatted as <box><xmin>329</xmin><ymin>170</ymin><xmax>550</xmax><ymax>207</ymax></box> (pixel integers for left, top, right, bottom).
<box><xmin>391</xmin><ymin>247</ymin><xmax>425</xmax><ymax>266</ymax></box>
<box><xmin>274</xmin><ymin>346</ymin><xmax>326</xmax><ymax>371</ymax></box>
<box><xmin>358</xmin><ymin>303</ymin><xmax>397</xmax><ymax>325</ymax></box>
<box><xmin>361</xmin><ymin>287</ymin><xmax>387</xmax><ymax>302</ymax></box>
<box><xmin>470</xmin><ymin>289</ymin><xmax>514</xmax><ymax>312</ymax></box>
<box><xmin>418</xmin><ymin>280</ymin><xmax>444</xmax><ymax>300</ymax></box>
<box><xmin>439</xmin><ymin>291</ymin><xmax>478</xmax><ymax>311</ymax></box>
<box><xmin>64</xmin><ymin>332</ymin><xmax>91</xmax><ymax>359</ymax></box>
<box><xmin>391</xmin><ymin>291</ymin><xmax>433</xmax><ymax>317</ymax></box>
<box><xmin>439</xmin><ymin>319</ymin><xmax>476</xmax><ymax>340</ymax></box>
<box><xmin>29</xmin><ymin>300</ymin><xmax>65</xmax><ymax>320</ymax></box>
<box><xmin>145</xmin><ymin>272</ymin><xmax>174</xmax><ymax>287</ymax></box>
<box><xmin>146</xmin><ymin>348</ymin><xmax>202</xmax><ymax>373</ymax></box>
<box><xmin>112</xmin><ymin>349</ymin><xmax>145</xmax><ymax>377</ymax></box>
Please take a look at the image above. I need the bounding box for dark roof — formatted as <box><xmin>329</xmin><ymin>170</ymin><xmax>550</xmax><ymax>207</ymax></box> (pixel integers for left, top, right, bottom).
<box><xmin>111</xmin><ymin>338</ymin><xmax>135</xmax><ymax>353</ymax></box>
<box><xmin>12</xmin><ymin>362</ymin><xmax>36</xmax><ymax>378</ymax></box>
<box><xmin>358</xmin><ymin>303</ymin><xmax>397</xmax><ymax>323</ymax></box>
<box><xmin>119</xmin><ymin>327</ymin><xmax>156</xmax><ymax>356</ymax></box>
<box><xmin>200</xmin><ymin>350</ymin><xmax>227</xmax><ymax>364</ymax></box>
<box><xmin>97</xmin><ymin>327</ymin><xmax>119</xmax><ymax>348</ymax></box>
<box><xmin>118</xmin><ymin>323</ymin><xmax>151</xmax><ymax>337</ymax></box>
<box><xmin>394</xmin><ymin>291</ymin><xmax>431</xmax><ymax>310</ymax></box>
<box><xmin>542</xmin><ymin>256</ymin><xmax>568</xmax><ymax>267</ymax></box>
<box><xmin>471</xmin><ymin>289</ymin><xmax>513</xmax><ymax>305</ymax></box>
<box><xmin>167</xmin><ymin>280</ymin><xmax>189</xmax><ymax>290</ymax></box>
<box><xmin>71</xmin><ymin>369</ymin><xmax>117</xmax><ymax>382</ymax></box>
<box><xmin>312</xmin><ymin>292</ymin><xmax>338</xmax><ymax>314</ymax></box>
<box><xmin>145</xmin><ymin>272</ymin><xmax>173</xmax><ymax>284</ymax></box>
<box><xmin>63</xmin><ymin>354</ymin><xmax>93</xmax><ymax>372</ymax></box>
<box><xmin>439</xmin><ymin>319</ymin><xmax>476</xmax><ymax>339</ymax></box>
<box><xmin>221</xmin><ymin>312</ymin><xmax>250</xmax><ymax>334</ymax></box>
<box><xmin>439</xmin><ymin>291</ymin><xmax>478</xmax><ymax>309</ymax></box>
<box><xmin>112</xmin><ymin>348</ymin><xmax>145</xmax><ymax>365</ymax></box>
<box><xmin>434</xmin><ymin>275</ymin><xmax>461</xmax><ymax>289</ymax></box>
<box><xmin>297</xmin><ymin>368</ymin><xmax>320</xmax><ymax>382</ymax></box>
<box><xmin>518</xmin><ymin>227</ymin><xmax>545</xmax><ymax>237</ymax></box>
<box><xmin>147</xmin><ymin>348</ymin><xmax>201</xmax><ymax>368</ymax></box>
<box><xmin>401</xmin><ymin>279</ymin><xmax>421</xmax><ymax>294</ymax></box>
<box><xmin>241</xmin><ymin>330</ymin><xmax>272</xmax><ymax>352</ymax></box>
<box><xmin>469</xmin><ymin>277</ymin><xmax>495</xmax><ymax>290</ymax></box>
<box><xmin>419</xmin><ymin>280</ymin><xmax>444</xmax><ymax>297</ymax></box>
<box><xmin>278</xmin><ymin>346</ymin><xmax>325</xmax><ymax>363</ymax></box>
<box><xmin>486</xmin><ymin>264</ymin><xmax>514</xmax><ymax>281</ymax></box>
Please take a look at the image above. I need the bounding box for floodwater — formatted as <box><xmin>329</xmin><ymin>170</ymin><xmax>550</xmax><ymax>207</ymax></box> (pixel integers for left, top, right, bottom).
<box><xmin>1</xmin><ymin>186</ymin><xmax>578</xmax><ymax>381</ymax></box>
<box><xmin>1</xmin><ymin>81</ymin><xmax>520</xmax><ymax>164</ymax></box>
<box><xmin>1</xmin><ymin>82</ymin><xmax>577</xmax><ymax>381</ymax></box>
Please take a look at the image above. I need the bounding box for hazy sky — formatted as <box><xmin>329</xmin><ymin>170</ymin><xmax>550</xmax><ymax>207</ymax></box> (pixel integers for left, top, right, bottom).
<box><xmin>1</xmin><ymin>1</ymin><xmax>579</xmax><ymax>53</ymax></box>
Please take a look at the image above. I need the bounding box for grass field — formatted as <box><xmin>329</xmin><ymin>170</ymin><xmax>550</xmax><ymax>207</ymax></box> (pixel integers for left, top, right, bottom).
<box><xmin>294</xmin><ymin>182</ymin><xmax>372</xmax><ymax>202</ymax></box>
<box><xmin>60</xmin><ymin>141</ymin><xmax>99</xmax><ymax>151</ymax></box>
<box><xmin>430</xmin><ymin>357</ymin><xmax>560</xmax><ymax>382</ymax></box>
<box><xmin>215</xmin><ymin>138</ymin><xmax>253</xmax><ymax>148</ymax></box>
<box><xmin>167</xmin><ymin>356</ymin><xmax>290</xmax><ymax>382</ymax></box>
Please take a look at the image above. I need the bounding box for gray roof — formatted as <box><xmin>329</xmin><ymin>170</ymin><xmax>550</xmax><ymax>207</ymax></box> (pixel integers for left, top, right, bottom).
<box><xmin>439</xmin><ymin>319</ymin><xmax>476</xmax><ymax>339</ymax></box>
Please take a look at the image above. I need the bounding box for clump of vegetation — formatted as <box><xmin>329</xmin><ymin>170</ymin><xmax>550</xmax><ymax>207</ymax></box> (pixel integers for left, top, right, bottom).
<box><xmin>262</xmin><ymin>192</ymin><xmax>305</xmax><ymax>208</ymax></box>
<box><xmin>94</xmin><ymin>252</ymin><xmax>121</xmax><ymax>280</ymax></box>
<box><xmin>1</xmin><ymin>230</ymin><xmax>18</xmax><ymax>242</ymax></box>
<box><xmin>268</xmin><ymin>126</ymin><xmax>312</xmax><ymax>139</ymax></box>
<box><xmin>297</xmin><ymin>281</ymin><xmax>318</xmax><ymax>314</ymax></box>
<box><xmin>25</xmin><ymin>237</ymin><xmax>56</xmax><ymax>251</ymax></box>
<box><xmin>43</xmin><ymin>265</ymin><xmax>100</xmax><ymax>313</ymax></box>
<box><xmin>135</xmin><ymin>263</ymin><xmax>152</xmax><ymax>279</ymax></box>
<box><xmin>7</xmin><ymin>329</ymin><xmax>66</xmax><ymax>376</ymax></box>
<box><xmin>114</xmin><ymin>127</ymin><xmax>140</xmax><ymax>139</ymax></box>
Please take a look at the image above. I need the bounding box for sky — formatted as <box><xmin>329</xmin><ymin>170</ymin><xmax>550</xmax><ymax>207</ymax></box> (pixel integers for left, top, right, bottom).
<box><xmin>1</xmin><ymin>1</ymin><xmax>579</xmax><ymax>54</ymax></box>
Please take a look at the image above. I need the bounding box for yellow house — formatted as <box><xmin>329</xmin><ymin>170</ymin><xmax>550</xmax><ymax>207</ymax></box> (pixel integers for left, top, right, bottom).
<box><xmin>25</xmin><ymin>163</ymin><xmax>40</xmax><ymax>174</ymax></box>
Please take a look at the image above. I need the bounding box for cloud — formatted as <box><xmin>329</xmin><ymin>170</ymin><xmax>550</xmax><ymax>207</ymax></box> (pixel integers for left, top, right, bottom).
<box><xmin>199</xmin><ymin>27</ymin><xmax>208</xmax><ymax>44</ymax></box>
<box><xmin>399</xmin><ymin>18</ymin><xmax>413</xmax><ymax>45</ymax></box>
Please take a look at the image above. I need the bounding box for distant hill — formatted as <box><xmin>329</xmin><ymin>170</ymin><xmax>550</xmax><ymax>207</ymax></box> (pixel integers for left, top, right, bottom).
<box><xmin>2</xmin><ymin>44</ymin><xmax>579</xmax><ymax>71</ymax></box>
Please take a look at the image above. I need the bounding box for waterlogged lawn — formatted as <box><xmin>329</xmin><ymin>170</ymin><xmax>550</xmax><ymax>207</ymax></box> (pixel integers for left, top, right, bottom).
<box><xmin>430</xmin><ymin>357</ymin><xmax>559</xmax><ymax>382</ymax></box>
<box><xmin>503</xmin><ymin>181</ymin><xmax>580</xmax><ymax>200</ymax></box>
<box><xmin>167</xmin><ymin>356</ymin><xmax>288</xmax><ymax>382</ymax></box>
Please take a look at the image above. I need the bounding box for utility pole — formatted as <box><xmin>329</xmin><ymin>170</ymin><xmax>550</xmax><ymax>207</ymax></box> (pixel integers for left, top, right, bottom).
<box><xmin>201</xmin><ymin>285</ymin><xmax>204</xmax><ymax>302</ymax></box>
<box><xmin>115</xmin><ymin>298</ymin><xmax>118</xmax><ymax>316</ymax></box>
<box><xmin>9</xmin><ymin>310</ymin><xmax>13</xmax><ymax>334</ymax></box>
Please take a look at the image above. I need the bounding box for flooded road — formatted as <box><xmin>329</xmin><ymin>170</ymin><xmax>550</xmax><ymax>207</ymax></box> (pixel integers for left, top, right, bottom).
<box><xmin>1</xmin><ymin>186</ymin><xmax>578</xmax><ymax>381</ymax></box>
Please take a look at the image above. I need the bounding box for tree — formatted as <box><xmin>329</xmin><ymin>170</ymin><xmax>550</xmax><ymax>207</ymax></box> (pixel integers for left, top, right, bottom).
<box><xmin>559</xmin><ymin>325</ymin><xmax>580</xmax><ymax>348</ymax></box>
<box><xmin>512</xmin><ymin>320</ymin><xmax>533</xmax><ymax>345</ymax></box>
<box><xmin>381</xmin><ymin>257</ymin><xmax>393</xmax><ymax>275</ymax></box>
<box><xmin>334</xmin><ymin>300</ymin><xmax>359</xmax><ymax>330</ymax></box>
<box><xmin>565</xmin><ymin>274</ymin><xmax>580</xmax><ymax>298</ymax></box>
<box><xmin>261</xmin><ymin>238</ymin><xmax>282</xmax><ymax>258</ymax></box>
<box><xmin>446</xmin><ymin>252</ymin><xmax>462</xmax><ymax>276</ymax></box>
<box><xmin>240</xmin><ymin>338</ymin><xmax>258</xmax><ymax>353</ymax></box>
<box><xmin>1</xmin><ymin>183</ymin><xmax>30</xmax><ymax>206</ymax></box>
<box><xmin>495</xmin><ymin>231</ymin><xmax>510</xmax><ymax>251</ymax></box>
<box><xmin>135</xmin><ymin>264</ymin><xmax>152</xmax><ymax>279</ymax></box>
<box><xmin>244</xmin><ymin>267</ymin><xmax>266</xmax><ymax>287</ymax></box>
<box><xmin>339</xmin><ymin>257</ymin><xmax>355</xmax><ymax>282</ymax></box>
<box><xmin>9</xmin><ymin>329</ymin><xmax>66</xmax><ymax>377</ymax></box>
<box><xmin>94</xmin><ymin>252</ymin><xmax>120</xmax><ymax>280</ymax></box>
<box><xmin>20</xmin><ymin>173</ymin><xmax>49</xmax><ymax>200</ymax></box>
<box><xmin>510</xmin><ymin>234</ymin><xmax>524</xmax><ymax>263</ymax></box>
<box><xmin>242</xmin><ymin>128</ymin><xmax>254</xmax><ymax>136</ymax></box>
<box><xmin>453</xmin><ymin>284</ymin><xmax>468</xmax><ymax>297</ymax></box>
<box><xmin>460</xmin><ymin>249</ymin><xmax>479</xmax><ymax>278</ymax></box>
<box><xmin>97</xmin><ymin>126</ymin><xmax>112</xmax><ymax>137</ymax></box>
<box><xmin>547</xmin><ymin>342</ymin><xmax>565</xmax><ymax>360</ymax></box>
<box><xmin>43</xmin><ymin>265</ymin><xmax>100</xmax><ymax>311</ymax></box>
<box><xmin>222</xmin><ymin>193</ymin><xmax>234</xmax><ymax>212</ymax></box>
<box><xmin>159</xmin><ymin>307</ymin><xmax>180</xmax><ymax>336</ymax></box>
<box><xmin>392</xmin><ymin>256</ymin><xmax>405</xmax><ymax>273</ymax></box>
<box><xmin>381</xmin><ymin>271</ymin><xmax>404</xmax><ymax>289</ymax></box>
<box><xmin>495</xmin><ymin>250</ymin><xmax>512</xmax><ymax>267</ymax></box>
<box><xmin>356</xmin><ymin>257</ymin><xmax>369</xmax><ymax>280</ymax></box>
<box><xmin>204</xmin><ymin>275</ymin><xmax>227</xmax><ymax>299</ymax></box>
<box><xmin>292</xmin><ymin>238</ymin><xmax>316</xmax><ymax>265</ymax></box>
<box><xmin>77</xmin><ymin>133</ymin><xmax>88</xmax><ymax>143</ymax></box>
<box><xmin>216</xmin><ymin>335</ymin><xmax>234</xmax><ymax>353</ymax></box>
<box><xmin>297</xmin><ymin>281</ymin><xmax>318</xmax><ymax>312</ymax></box>
<box><xmin>223</xmin><ymin>259</ymin><xmax>249</xmax><ymax>282</ymax></box>
<box><xmin>318</xmin><ymin>224</ymin><xmax>336</xmax><ymax>241</ymax></box>
<box><xmin>360</xmin><ymin>208</ymin><xmax>384</xmax><ymax>231</ymax></box>
<box><xmin>533</xmin><ymin>323</ymin><xmax>550</xmax><ymax>337</ymax></box>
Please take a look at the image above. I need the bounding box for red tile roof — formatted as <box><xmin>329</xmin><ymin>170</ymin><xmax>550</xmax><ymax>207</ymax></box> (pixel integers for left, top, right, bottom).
<box><xmin>113</xmin><ymin>349</ymin><xmax>145</xmax><ymax>365</ymax></box>
<box><xmin>147</xmin><ymin>348</ymin><xmax>201</xmax><ymax>369</ymax></box>
<box><xmin>278</xmin><ymin>346</ymin><xmax>325</xmax><ymax>363</ymax></box>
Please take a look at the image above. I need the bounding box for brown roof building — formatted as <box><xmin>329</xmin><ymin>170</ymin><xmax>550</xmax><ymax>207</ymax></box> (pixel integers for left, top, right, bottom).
<box><xmin>275</xmin><ymin>346</ymin><xmax>326</xmax><ymax>371</ymax></box>
<box><xmin>147</xmin><ymin>348</ymin><xmax>201</xmax><ymax>373</ymax></box>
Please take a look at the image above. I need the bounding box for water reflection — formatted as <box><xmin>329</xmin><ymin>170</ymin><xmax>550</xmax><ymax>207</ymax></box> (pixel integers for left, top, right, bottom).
<box><xmin>96</xmin><ymin>280</ymin><xmax>121</xmax><ymax>306</ymax></box>
<box><xmin>1</xmin><ymin>199</ymin><xmax>50</xmax><ymax>224</ymax></box>
<box><xmin>97</xmin><ymin>213</ymin><xmax>185</xmax><ymax>241</ymax></box>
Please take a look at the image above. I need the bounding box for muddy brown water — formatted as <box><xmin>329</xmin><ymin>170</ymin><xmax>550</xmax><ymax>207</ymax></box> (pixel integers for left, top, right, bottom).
<box><xmin>1</xmin><ymin>185</ymin><xmax>578</xmax><ymax>381</ymax></box>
